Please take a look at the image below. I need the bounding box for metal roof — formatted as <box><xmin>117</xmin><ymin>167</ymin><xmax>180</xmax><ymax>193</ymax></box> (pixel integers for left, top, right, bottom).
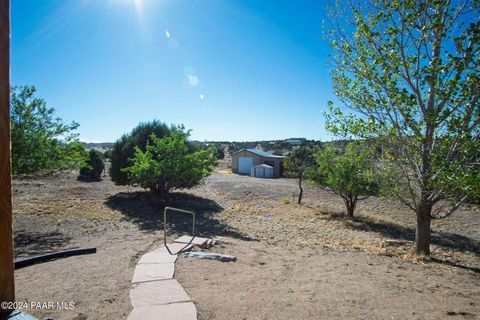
<box><xmin>252</xmin><ymin>164</ymin><xmax>273</xmax><ymax>168</ymax></box>
<box><xmin>244</xmin><ymin>148</ymin><xmax>284</xmax><ymax>158</ymax></box>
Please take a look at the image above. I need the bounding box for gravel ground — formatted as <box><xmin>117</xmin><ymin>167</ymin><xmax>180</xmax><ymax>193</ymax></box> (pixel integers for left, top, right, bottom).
<box><xmin>11</xmin><ymin>169</ymin><xmax>480</xmax><ymax>319</ymax></box>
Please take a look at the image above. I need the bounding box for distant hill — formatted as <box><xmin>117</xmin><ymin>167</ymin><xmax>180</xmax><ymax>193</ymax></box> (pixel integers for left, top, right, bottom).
<box><xmin>83</xmin><ymin>142</ymin><xmax>113</xmax><ymax>151</ymax></box>
<box><xmin>190</xmin><ymin>138</ymin><xmax>324</xmax><ymax>156</ymax></box>
<box><xmin>81</xmin><ymin>139</ymin><xmax>357</xmax><ymax>157</ymax></box>
<box><xmin>81</xmin><ymin>139</ymin><xmax>353</xmax><ymax>154</ymax></box>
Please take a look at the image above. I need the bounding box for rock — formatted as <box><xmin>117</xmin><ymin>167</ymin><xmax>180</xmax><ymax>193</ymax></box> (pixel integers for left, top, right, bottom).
<box><xmin>183</xmin><ymin>251</ymin><xmax>236</xmax><ymax>262</ymax></box>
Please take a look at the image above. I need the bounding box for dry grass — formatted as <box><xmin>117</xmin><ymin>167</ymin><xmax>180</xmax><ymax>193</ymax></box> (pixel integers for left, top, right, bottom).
<box><xmin>12</xmin><ymin>170</ymin><xmax>480</xmax><ymax>269</ymax></box>
<box><xmin>218</xmin><ymin>198</ymin><xmax>480</xmax><ymax>268</ymax></box>
<box><xmin>14</xmin><ymin>196</ymin><xmax>123</xmax><ymax>221</ymax></box>
<box><xmin>214</xmin><ymin>169</ymin><xmax>233</xmax><ymax>175</ymax></box>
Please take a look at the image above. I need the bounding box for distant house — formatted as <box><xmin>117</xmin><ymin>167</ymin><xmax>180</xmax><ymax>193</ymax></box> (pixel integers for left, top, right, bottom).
<box><xmin>285</xmin><ymin>138</ymin><xmax>304</xmax><ymax>146</ymax></box>
<box><xmin>231</xmin><ymin>148</ymin><xmax>284</xmax><ymax>178</ymax></box>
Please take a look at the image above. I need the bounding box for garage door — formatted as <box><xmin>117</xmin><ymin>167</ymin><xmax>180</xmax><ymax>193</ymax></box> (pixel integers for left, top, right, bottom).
<box><xmin>254</xmin><ymin>167</ymin><xmax>265</xmax><ymax>178</ymax></box>
<box><xmin>238</xmin><ymin>157</ymin><xmax>253</xmax><ymax>174</ymax></box>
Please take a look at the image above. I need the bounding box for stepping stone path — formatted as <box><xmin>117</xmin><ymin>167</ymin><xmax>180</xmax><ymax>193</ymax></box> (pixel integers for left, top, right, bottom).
<box><xmin>129</xmin><ymin>237</ymin><xmax>212</xmax><ymax>320</ymax></box>
<box><xmin>174</xmin><ymin>236</ymin><xmax>213</xmax><ymax>248</ymax></box>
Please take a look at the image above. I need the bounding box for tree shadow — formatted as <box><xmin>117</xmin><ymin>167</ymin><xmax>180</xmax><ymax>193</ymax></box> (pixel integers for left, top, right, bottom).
<box><xmin>77</xmin><ymin>176</ymin><xmax>103</xmax><ymax>183</ymax></box>
<box><xmin>105</xmin><ymin>191</ymin><xmax>255</xmax><ymax>241</ymax></box>
<box><xmin>14</xmin><ymin>231</ymin><xmax>73</xmax><ymax>258</ymax></box>
<box><xmin>346</xmin><ymin>216</ymin><xmax>480</xmax><ymax>258</ymax></box>
<box><xmin>430</xmin><ymin>257</ymin><xmax>480</xmax><ymax>274</ymax></box>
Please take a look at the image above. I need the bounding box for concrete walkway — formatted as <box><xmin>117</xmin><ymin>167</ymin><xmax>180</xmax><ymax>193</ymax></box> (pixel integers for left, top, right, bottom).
<box><xmin>128</xmin><ymin>237</ymin><xmax>212</xmax><ymax>320</ymax></box>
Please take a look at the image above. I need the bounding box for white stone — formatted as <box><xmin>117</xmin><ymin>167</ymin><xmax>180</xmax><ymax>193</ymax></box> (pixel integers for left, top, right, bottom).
<box><xmin>174</xmin><ymin>236</ymin><xmax>210</xmax><ymax>247</ymax></box>
<box><xmin>128</xmin><ymin>303</ymin><xmax>197</xmax><ymax>320</ymax></box>
<box><xmin>165</xmin><ymin>243</ymin><xmax>194</xmax><ymax>254</ymax></box>
<box><xmin>130</xmin><ymin>279</ymin><xmax>191</xmax><ymax>307</ymax></box>
<box><xmin>132</xmin><ymin>263</ymin><xmax>175</xmax><ymax>283</ymax></box>
<box><xmin>138</xmin><ymin>247</ymin><xmax>177</xmax><ymax>264</ymax></box>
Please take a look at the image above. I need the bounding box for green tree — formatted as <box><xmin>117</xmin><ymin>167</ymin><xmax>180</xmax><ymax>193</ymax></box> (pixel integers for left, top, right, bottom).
<box><xmin>103</xmin><ymin>148</ymin><xmax>112</xmax><ymax>160</ymax></box>
<box><xmin>310</xmin><ymin>143</ymin><xmax>378</xmax><ymax>217</ymax></box>
<box><xmin>283</xmin><ymin>147</ymin><xmax>314</xmax><ymax>204</ymax></box>
<box><xmin>326</xmin><ymin>0</ymin><xmax>479</xmax><ymax>254</ymax></box>
<box><xmin>10</xmin><ymin>86</ymin><xmax>85</xmax><ymax>175</ymax></box>
<box><xmin>109</xmin><ymin>120</ymin><xmax>172</xmax><ymax>185</ymax></box>
<box><xmin>79</xmin><ymin>149</ymin><xmax>105</xmax><ymax>180</ymax></box>
<box><xmin>215</xmin><ymin>146</ymin><xmax>225</xmax><ymax>160</ymax></box>
<box><xmin>122</xmin><ymin>129</ymin><xmax>217</xmax><ymax>196</ymax></box>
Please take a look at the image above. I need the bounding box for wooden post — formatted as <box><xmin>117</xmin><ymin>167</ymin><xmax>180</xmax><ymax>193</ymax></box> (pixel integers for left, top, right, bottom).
<box><xmin>0</xmin><ymin>0</ymin><xmax>14</xmax><ymax>314</ymax></box>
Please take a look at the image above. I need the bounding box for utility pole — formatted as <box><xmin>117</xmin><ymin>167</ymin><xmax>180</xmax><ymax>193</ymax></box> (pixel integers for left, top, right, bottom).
<box><xmin>0</xmin><ymin>0</ymin><xmax>15</xmax><ymax>315</ymax></box>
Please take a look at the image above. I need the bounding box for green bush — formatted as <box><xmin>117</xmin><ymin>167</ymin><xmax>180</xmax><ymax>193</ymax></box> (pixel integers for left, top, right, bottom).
<box><xmin>215</xmin><ymin>146</ymin><xmax>225</xmax><ymax>160</ymax></box>
<box><xmin>11</xmin><ymin>85</ymin><xmax>86</xmax><ymax>175</ymax></box>
<box><xmin>79</xmin><ymin>149</ymin><xmax>104</xmax><ymax>180</ymax></box>
<box><xmin>103</xmin><ymin>148</ymin><xmax>112</xmax><ymax>160</ymax></box>
<box><xmin>109</xmin><ymin>120</ymin><xmax>172</xmax><ymax>185</ymax></box>
<box><xmin>309</xmin><ymin>142</ymin><xmax>378</xmax><ymax>217</ymax></box>
<box><xmin>122</xmin><ymin>129</ymin><xmax>217</xmax><ymax>196</ymax></box>
<box><xmin>283</xmin><ymin>147</ymin><xmax>314</xmax><ymax>205</ymax></box>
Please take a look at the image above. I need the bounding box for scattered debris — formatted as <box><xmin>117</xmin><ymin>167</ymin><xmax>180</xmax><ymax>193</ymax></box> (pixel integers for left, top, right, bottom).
<box><xmin>183</xmin><ymin>251</ymin><xmax>236</xmax><ymax>262</ymax></box>
<box><xmin>382</xmin><ymin>239</ymin><xmax>412</xmax><ymax>247</ymax></box>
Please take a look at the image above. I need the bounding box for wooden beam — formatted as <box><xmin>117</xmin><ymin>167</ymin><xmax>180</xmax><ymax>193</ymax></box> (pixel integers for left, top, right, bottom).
<box><xmin>0</xmin><ymin>0</ymin><xmax>14</xmax><ymax>314</ymax></box>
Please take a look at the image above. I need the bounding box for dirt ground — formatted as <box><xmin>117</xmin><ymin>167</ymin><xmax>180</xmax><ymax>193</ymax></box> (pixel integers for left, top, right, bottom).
<box><xmin>11</xmin><ymin>168</ymin><xmax>480</xmax><ymax>320</ymax></box>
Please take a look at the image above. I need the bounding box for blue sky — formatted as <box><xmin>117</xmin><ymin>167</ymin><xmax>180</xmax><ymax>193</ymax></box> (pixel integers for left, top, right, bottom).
<box><xmin>11</xmin><ymin>0</ymin><xmax>336</xmax><ymax>142</ymax></box>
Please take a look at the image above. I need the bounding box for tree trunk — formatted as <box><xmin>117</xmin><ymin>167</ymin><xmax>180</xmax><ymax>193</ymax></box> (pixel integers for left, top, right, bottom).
<box><xmin>347</xmin><ymin>202</ymin><xmax>355</xmax><ymax>218</ymax></box>
<box><xmin>415</xmin><ymin>206</ymin><xmax>432</xmax><ymax>256</ymax></box>
<box><xmin>151</xmin><ymin>185</ymin><xmax>169</xmax><ymax>198</ymax></box>
<box><xmin>417</xmin><ymin>100</ymin><xmax>434</xmax><ymax>255</ymax></box>
<box><xmin>343</xmin><ymin>195</ymin><xmax>356</xmax><ymax>218</ymax></box>
<box><xmin>298</xmin><ymin>177</ymin><xmax>303</xmax><ymax>205</ymax></box>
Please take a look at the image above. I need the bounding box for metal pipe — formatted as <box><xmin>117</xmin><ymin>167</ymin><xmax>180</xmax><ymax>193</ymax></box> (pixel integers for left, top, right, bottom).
<box><xmin>163</xmin><ymin>206</ymin><xmax>196</xmax><ymax>247</ymax></box>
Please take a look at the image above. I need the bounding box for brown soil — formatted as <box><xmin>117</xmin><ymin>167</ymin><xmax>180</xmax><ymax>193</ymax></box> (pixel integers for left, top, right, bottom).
<box><xmin>12</xmin><ymin>169</ymin><xmax>480</xmax><ymax>319</ymax></box>
<box><xmin>177</xmin><ymin>239</ymin><xmax>479</xmax><ymax>320</ymax></box>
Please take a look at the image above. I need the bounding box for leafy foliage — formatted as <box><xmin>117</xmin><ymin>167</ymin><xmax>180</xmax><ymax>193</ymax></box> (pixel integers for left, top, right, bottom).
<box><xmin>10</xmin><ymin>86</ymin><xmax>86</xmax><ymax>175</ymax></box>
<box><xmin>109</xmin><ymin>120</ymin><xmax>172</xmax><ymax>185</ymax></box>
<box><xmin>283</xmin><ymin>147</ymin><xmax>315</xmax><ymax>204</ymax></box>
<box><xmin>325</xmin><ymin>0</ymin><xmax>479</xmax><ymax>254</ymax></box>
<box><xmin>79</xmin><ymin>149</ymin><xmax>105</xmax><ymax>180</ymax></box>
<box><xmin>103</xmin><ymin>148</ymin><xmax>112</xmax><ymax>160</ymax></box>
<box><xmin>122</xmin><ymin>129</ymin><xmax>217</xmax><ymax>196</ymax></box>
<box><xmin>309</xmin><ymin>143</ymin><xmax>378</xmax><ymax>217</ymax></box>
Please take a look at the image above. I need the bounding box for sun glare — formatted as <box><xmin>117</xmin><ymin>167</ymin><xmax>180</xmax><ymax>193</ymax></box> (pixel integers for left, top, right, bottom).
<box><xmin>133</xmin><ymin>0</ymin><xmax>142</xmax><ymax>12</ymax></box>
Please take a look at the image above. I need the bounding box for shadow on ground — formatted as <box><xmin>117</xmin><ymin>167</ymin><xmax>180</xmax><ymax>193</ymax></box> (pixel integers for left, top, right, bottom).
<box><xmin>346</xmin><ymin>216</ymin><xmax>480</xmax><ymax>257</ymax></box>
<box><xmin>77</xmin><ymin>176</ymin><xmax>103</xmax><ymax>183</ymax></box>
<box><xmin>14</xmin><ymin>231</ymin><xmax>72</xmax><ymax>258</ymax></box>
<box><xmin>105</xmin><ymin>191</ymin><xmax>255</xmax><ymax>241</ymax></box>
